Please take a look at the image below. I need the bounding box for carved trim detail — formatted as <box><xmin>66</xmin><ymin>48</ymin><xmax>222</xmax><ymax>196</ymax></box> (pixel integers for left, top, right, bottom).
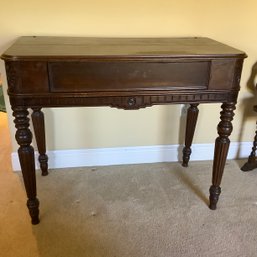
<box><xmin>10</xmin><ymin>91</ymin><xmax>239</xmax><ymax>110</ymax></box>
<box><xmin>5</xmin><ymin>62</ymin><xmax>20</xmax><ymax>92</ymax></box>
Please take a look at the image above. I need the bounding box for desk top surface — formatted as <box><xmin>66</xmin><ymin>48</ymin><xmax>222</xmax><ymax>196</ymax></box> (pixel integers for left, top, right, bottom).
<box><xmin>1</xmin><ymin>36</ymin><xmax>246</xmax><ymax>61</ymax></box>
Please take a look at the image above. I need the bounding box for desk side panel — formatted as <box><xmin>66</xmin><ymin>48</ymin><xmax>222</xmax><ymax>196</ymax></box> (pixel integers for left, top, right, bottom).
<box><xmin>208</xmin><ymin>59</ymin><xmax>243</xmax><ymax>90</ymax></box>
<box><xmin>5</xmin><ymin>61</ymin><xmax>49</xmax><ymax>94</ymax></box>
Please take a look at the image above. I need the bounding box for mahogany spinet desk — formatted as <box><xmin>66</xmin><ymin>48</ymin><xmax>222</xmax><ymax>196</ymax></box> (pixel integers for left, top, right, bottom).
<box><xmin>1</xmin><ymin>37</ymin><xmax>246</xmax><ymax>224</ymax></box>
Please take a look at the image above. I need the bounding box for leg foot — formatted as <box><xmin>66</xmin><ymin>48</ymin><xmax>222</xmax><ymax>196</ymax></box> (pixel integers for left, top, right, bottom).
<box><xmin>39</xmin><ymin>155</ymin><xmax>48</xmax><ymax>176</ymax></box>
<box><xmin>27</xmin><ymin>198</ymin><xmax>40</xmax><ymax>224</ymax></box>
<box><xmin>209</xmin><ymin>185</ymin><xmax>221</xmax><ymax>210</ymax></box>
<box><xmin>241</xmin><ymin>161</ymin><xmax>257</xmax><ymax>172</ymax></box>
<box><xmin>182</xmin><ymin>148</ymin><xmax>191</xmax><ymax>167</ymax></box>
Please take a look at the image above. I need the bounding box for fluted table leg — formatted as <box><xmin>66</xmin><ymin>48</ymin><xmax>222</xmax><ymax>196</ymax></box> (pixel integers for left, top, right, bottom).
<box><xmin>32</xmin><ymin>108</ymin><xmax>48</xmax><ymax>176</ymax></box>
<box><xmin>182</xmin><ymin>103</ymin><xmax>199</xmax><ymax>167</ymax></box>
<box><xmin>13</xmin><ymin>107</ymin><xmax>40</xmax><ymax>224</ymax></box>
<box><xmin>209</xmin><ymin>102</ymin><xmax>236</xmax><ymax>210</ymax></box>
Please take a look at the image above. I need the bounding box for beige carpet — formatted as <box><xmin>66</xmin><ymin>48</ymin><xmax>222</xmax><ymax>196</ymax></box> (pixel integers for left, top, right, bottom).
<box><xmin>1</xmin><ymin>114</ymin><xmax>257</xmax><ymax>257</ymax></box>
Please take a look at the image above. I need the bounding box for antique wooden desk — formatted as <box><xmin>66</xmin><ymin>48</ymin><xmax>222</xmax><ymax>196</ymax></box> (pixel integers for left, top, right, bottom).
<box><xmin>1</xmin><ymin>37</ymin><xmax>246</xmax><ymax>224</ymax></box>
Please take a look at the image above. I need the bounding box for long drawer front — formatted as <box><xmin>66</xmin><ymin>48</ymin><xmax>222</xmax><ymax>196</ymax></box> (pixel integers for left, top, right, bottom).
<box><xmin>48</xmin><ymin>61</ymin><xmax>210</xmax><ymax>92</ymax></box>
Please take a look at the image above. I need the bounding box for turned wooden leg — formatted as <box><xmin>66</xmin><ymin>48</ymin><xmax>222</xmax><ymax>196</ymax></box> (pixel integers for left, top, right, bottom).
<box><xmin>209</xmin><ymin>102</ymin><xmax>235</xmax><ymax>210</ymax></box>
<box><xmin>13</xmin><ymin>107</ymin><xmax>40</xmax><ymax>224</ymax></box>
<box><xmin>182</xmin><ymin>104</ymin><xmax>199</xmax><ymax>167</ymax></box>
<box><xmin>32</xmin><ymin>108</ymin><xmax>48</xmax><ymax>176</ymax></box>
<box><xmin>241</xmin><ymin>121</ymin><xmax>257</xmax><ymax>171</ymax></box>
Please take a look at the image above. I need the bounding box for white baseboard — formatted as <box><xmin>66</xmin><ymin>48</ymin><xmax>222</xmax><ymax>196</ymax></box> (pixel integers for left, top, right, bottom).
<box><xmin>11</xmin><ymin>142</ymin><xmax>252</xmax><ymax>171</ymax></box>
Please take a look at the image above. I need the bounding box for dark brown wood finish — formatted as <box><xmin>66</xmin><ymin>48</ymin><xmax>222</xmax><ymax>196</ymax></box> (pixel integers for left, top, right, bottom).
<box><xmin>31</xmin><ymin>108</ymin><xmax>48</xmax><ymax>176</ymax></box>
<box><xmin>12</xmin><ymin>107</ymin><xmax>39</xmax><ymax>224</ymax></box>
<box><xmin>209</xmin><ymin>102</ymin><xmax>236</xmax><ymax>210</ymax></box>
<box><xmin>182</xmin><ymin>104</ymin><xmax>199</xmax><ymax>167</ymax></box>
<box><xmin>1</xmin><ymin>36</ymin><xmax>246</xmax><ymax>224</ymax></box>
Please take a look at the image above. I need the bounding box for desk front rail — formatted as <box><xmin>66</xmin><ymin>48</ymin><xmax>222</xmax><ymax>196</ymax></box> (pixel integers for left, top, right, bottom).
<box><xmin>6</xmin><ymin>58</ymin><xmax>243</xmax><ymax>109</ymax></box>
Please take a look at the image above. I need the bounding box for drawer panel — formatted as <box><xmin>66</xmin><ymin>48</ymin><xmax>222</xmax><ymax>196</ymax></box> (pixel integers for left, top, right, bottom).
<box><xmin>48</xmin><ymin>61</ymin><xmax>210</xmax><ymax>92</ymax></box>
